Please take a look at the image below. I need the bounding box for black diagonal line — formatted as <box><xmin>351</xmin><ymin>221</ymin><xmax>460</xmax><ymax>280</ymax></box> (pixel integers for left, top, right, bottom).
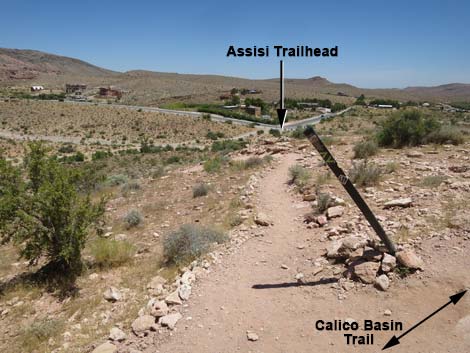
<box><xmin>397</xmin><ymin>300</ymin><xmax>452</xmax><ymax>339</ymax></box>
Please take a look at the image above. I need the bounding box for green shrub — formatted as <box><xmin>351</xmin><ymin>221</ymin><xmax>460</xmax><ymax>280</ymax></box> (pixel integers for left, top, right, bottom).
<box><xmin>425</xmin><ymin>125</ymin><xmax>464</xmax><ymax>145</ymax></box>
<box><xmin>58</xmin><ymin>144</ymin><xmax>75</xmax><ymax>154</ymax></box>
<box><xmin>384</xmin><ymin>161</ymin><xmax>399</xmax><ymax>173</ymax></box>
<box><xmin>377</xmin><ymin>110</ymin><xmax>440</xmax><ymax>147</ymax></box>
<box><xmin>289</xmin><ymin>164</ymin><xmax>311</xmax><ymax>189</ymax></box>
<box><xmin>90</xmin><ymin>238</ymin><xmax>135</xmax><ymax>268</ymax></box>
<box><xmin>121</xmin><ymin>181</ymin><xmax>141</xmax><ymax>193</ymax></box>
<box><xmin>230</xmin><ymin>156</ymin><xmax>264</xmax><ymax>171</ymax></box>
<box><xmin>316</xmin><ymin>171</ymin><xmax>332</xmax><ymax>186</ymax></box>
<box><xmin>419</xmin><ymin>175</ymin><xmax>447</xmax><ymax>188</ymax></box>
<box><xmin>206</xmin><ymin>131</ymin><xmax>219</xmax><ymax>140</ymax></box>
<box><xmin>20</xmin><ymin>319</ymin><xmax>64</xmax><ymax>351</ymax></box>
<box><xmin>105</xmin><ymin>174</ymin><xmax>129</xmax><ymax>186</ymax></box>
<box><xmin>290</xmin><ymin>126</ymin><xmax>305</xmax><ymax>139</ymax></box>
<box><xmin>228</xmin><ymin>214</ymin><xmax>243</xmax><ymax>227</ymax></box>
<box><xmin>163</xmin><ymin>224</ymin><xmax>227</xmax><ymax>264</ymax></box>
<box><xmin>59</xmin><ymin>151</ymin><xmax>85</xmax><ymax>163</ymax></box>
<box><xmin>257</xmin><ymin>130</ymin><xmax>264</xmax><ymax>135</ymax></box>
<box><xmin>263</xmin><ymin>155</ymin><xmax>274</xmax><ymax>163</ymax></box>
<box><xmin>193</xmin><ymin>183</ymin><xmax>209</xmax><ymax>197</ymax></box>
<box><xmin>165</xmin><ymin>155</ymin><xmax>181</xmax><ymax>164</ymax></box>
<box><xmin>331</xmin><ymin>102</ymin><xmax>347</xmax><ymax>112</ymax></box>
<box><xmin>124</xmin><ymin>209</ymin><xmax>143</xmax><ymax>228</ymax></box>
<box><xmin>269</xmin><ymin>128</ymin><xmax>281</xmax><ymax>137</ymax></box>
<box><xmin>316</xmin><ymin>192</ymin><xmax>333</xmax><ymax>213</ymax></box>
<box><xmin>353</xmin><ymin>139</ymin><xmax>378</xmax><ymax>159</ymax></box>
<box><xmin>92</xmin><ymin>150</ymin><xmax>113</xmax><ymax>160</ymax></box>
<box><xmin>244</xmin><ymin>156</ymin><xmax>264</xmax><ymax>168</ymax></box>
<box><xmin>0</xmin><ymin>143</ymin><xmax>105</xmax><ymax>284</ymax></box>
<box><xmin>211</xmin><ymin>139</ymin><xmax>247</xmax><ymax>153</ymax></box>
<box><xmin>151</xmin><ymin>165</ymin><xmax>165</xmax><ymax>178</ymax></box>
<box><xmin>348</xmin><ymin>160</ymin><xmax>382</xmax><ymax>186</ymax></box>
<box><xmin>204</xmin><ymin>156</ymin><xmax>223</xmax><ymax>173</ymax></box>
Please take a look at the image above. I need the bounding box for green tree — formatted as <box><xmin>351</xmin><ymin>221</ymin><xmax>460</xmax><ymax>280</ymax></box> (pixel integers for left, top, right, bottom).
<box><xmin>0</xmin><ymin>143</ymin><xmax>105</xmax><ymax>285</ymax></box>
<box><xmin>355</xmin><ymin>94</ymin><xmax>366</xmax><ymax>106</ymax></box>
<box><xmin>377</xmin><ymin>110</ymin><xmax>440</xmax><ymax>147</ymax></box>
<box><xmin>331</xmin><ymin>102</ymin><xmax>347</xmax><ymax>112</ymax></box>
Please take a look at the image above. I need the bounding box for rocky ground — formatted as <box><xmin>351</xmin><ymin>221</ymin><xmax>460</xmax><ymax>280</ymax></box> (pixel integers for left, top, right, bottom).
<box><xmin>87</xmin><ymin>138</ymin><xmax>469</xmax><ymax>353</ymax></box>
<box><xmin>1</xmin><ymin>129</ymin><xmax>469</xmax><ymax>353</ymax></box>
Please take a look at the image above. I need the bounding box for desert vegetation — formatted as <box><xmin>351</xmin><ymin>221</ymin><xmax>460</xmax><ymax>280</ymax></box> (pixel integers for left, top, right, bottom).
<box><xmin>0</xmin><ymin>100</ymin><xmax>252</xmax><ymax>145</ymax></box>
<box><xmin>0</xmin><ymin>143</ymin><xmax>105</xmax><ymax>289</ymax></box>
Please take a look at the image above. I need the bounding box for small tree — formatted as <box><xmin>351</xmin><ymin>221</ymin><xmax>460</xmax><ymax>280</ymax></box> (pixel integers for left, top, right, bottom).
<box><xmin>0</xmin><ymin>143</ymin><xmax>105</xmax><ymax>285</ymax></box>
<box><xmin>355</xmin><ymin>94</ymin><xmax>366</xmax><ymax>106</ymax></box>
<box><xmin>377</xmin><ymin>110</ymin><xmax>440</xmax><ymax>147</ymax></box>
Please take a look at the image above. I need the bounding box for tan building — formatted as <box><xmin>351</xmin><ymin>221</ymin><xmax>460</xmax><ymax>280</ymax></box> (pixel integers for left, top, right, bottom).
<box><xmin>245</xmin><ymin>105</ymin><xmax>261</xmax><ymax>117</ymax></box>
<box><xmin>66</xmin><ymin>84</ymin><xmax>87</xmax><ymax>95</ymax></box>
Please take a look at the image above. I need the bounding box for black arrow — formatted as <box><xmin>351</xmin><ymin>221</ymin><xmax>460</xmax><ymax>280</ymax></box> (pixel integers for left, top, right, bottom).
<box><xmin>382</xmin><ymin>289</ymin><xmax>467</xmax><ymax>350</ymax></box>
<box><xmin>276</xmin><ymin>60</ymin><xmax>287</xmax><ymax>129</ymax></box>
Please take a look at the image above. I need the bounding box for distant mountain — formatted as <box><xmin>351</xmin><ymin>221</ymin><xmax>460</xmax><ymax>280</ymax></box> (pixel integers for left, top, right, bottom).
<box><xmin>0</xmin><ymin>48</ymin><xmax>116</xmax><ymax>82</ymax></box>
<box><xmin>0</xmin><ymin>48</ymin><xmax>469</xmax><ymax>104</ymax></box>
<box><xmin>403</xmin><ymin>83</ymin><xmax>470</xmax><ymax>100</ymax></box>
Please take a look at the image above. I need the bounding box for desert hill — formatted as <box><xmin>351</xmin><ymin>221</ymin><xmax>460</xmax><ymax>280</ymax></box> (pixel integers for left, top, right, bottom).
<box><xmin>1</xmin><ymin>48</ymin><xmax>469</xmax><ymax>103</ymax></box>
<box><xmin>0</xmin><ymin>48</ymin><xmax>116</xmax><ymax>82</ymax></box>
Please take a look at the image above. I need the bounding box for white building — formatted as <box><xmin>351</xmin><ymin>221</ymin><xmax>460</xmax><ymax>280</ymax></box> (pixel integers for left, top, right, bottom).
<box><xmin>317</xmin><ymin>107</ymin><xmax>331</xmax><ymax>114</ymax></box>
<box><xmin>30</xmin><ymin>85</ymin><xmax>44</xmax><ymax>92</ymax></box>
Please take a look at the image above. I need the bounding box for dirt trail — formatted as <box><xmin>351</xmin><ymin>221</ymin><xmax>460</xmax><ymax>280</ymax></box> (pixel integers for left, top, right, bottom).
<box><xmin>153</xmin><ymin>153</ymin><xmax>469</xmax><ymax>353</ymax></box>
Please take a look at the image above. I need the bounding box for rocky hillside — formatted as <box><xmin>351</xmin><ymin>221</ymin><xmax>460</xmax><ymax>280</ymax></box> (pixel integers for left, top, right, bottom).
<box><xmin>0</xmin><ymin>48</ymin><xmax>116</xmax><ymax>82</ymax></box>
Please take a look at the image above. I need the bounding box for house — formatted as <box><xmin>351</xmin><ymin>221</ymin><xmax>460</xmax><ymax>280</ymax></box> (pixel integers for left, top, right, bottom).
<box><xmin>98</xmin><ymin>87</ymin><xmax>122</xmax><ymax>99</ymax></box>
<box><xmin>316</xmin><ymin>107</ymin><xmax>331</xmax><ymax>114</ymax></box>
<box><xmin>337</xmin><ymin>91</ymin><xmax>348</xmax><ymax>96</ymax></box>
<box><xmin>377</xmin><ymin>104</ymin><xmax>393</xmax><ymax>109</ymax></box>
<box><xmin>298</xmin><ymin>102</ymin><xmax>319</xmax><ymax>109</ymax></box>
<box><xmin>66</xmin><ymin>84</ymin><xmax>87</xmax><ymax>95</ymax></box>
<box><xmin>422</xmin><ymin>102</ymin><xmax>430</xmax><ymax>107</ymax></box>
<box><xmin>30</xmin><ymin>85</ymin><xmax>44</xmax><ymax>92</ymax></box>
<box><xmin>245</xmin><ymin>105</ymin><xmax>261</xmax><ymax>117</ymax></box>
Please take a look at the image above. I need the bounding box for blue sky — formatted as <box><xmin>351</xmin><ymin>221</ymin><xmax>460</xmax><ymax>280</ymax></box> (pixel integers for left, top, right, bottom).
<box><xmin>1</xmin><ymin>0</ymin><xmax>469</xmax><ymax>88</ymax></box>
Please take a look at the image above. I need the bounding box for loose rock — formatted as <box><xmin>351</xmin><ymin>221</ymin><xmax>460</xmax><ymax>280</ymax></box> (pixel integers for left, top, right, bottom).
<box><xmin>375</xmin><ymin>274</ymin><xmax>390</xmax><ymax>291</ymax></box>
<box><xmin>92</xmin><ymin>342</ymin><xmax>117</xmax><ymax>353</ymax></box>
<box><xmin>165</xmin><ymin>290</ymin><xmax>183</xmax><ymax>305</ymax></box>
<box><xmin>109</xmin><ymin>327</ymin><xmax>126</xmax><ymax>342</ymax></box>
<box><xmin>178</xmin><ymin>283</ymin><xmax>192</xmax><ymax>301</ymax></box>
<box><xmin>352</xmin><ymin>261</ymin><xmax>380</xmax><ymax>284</ymax></box>
<box><xmin>131</xmin><ymin>315</ymin><xmax>156</xmax><ymax>337</ymax></box>
<box><xmin>149</xmin><ymin>300</ymin><xmax>169</xmax><ymax>318</ymax></box>
<box><xmin>396</xmin><ymin>249</ymin><xmax>424</xmax><ymax>270</ymax></box>
<box><xmin>384</xmin><ymin>198</ymin><xmax>412</xmax><ymax>209</ymax></box>
<box><xmin>103</xmin><ymin>287</ymin><xmax>122</xmax><ymax>302</ymax></box>
<box><xmin>326</xmin><ymin>206</ymin><xmax>344</xmax><ymax>219</ymax></box>
<box><xmin>381</xmin><ymin>253</ymin><xmax>397</xmax><ymax>272</ymax></box>
<box><xmin>316</xmin><ymin>215</ymin><xmax>328</xmax><ymax>226</ymax></box>
<box><xmin>247</xmin><ymin>331</ymin><xmax>259</xmax><ymax>341</ymax></box>
<box><xmin>254</xmin><ymin>213</ymin><xmax>272</xmax><ymax>226</ymax></box>
<box><xmin>159</xmin><ymin>312</ymin><xmax>182</xmax><ymax>330</ymax></box>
